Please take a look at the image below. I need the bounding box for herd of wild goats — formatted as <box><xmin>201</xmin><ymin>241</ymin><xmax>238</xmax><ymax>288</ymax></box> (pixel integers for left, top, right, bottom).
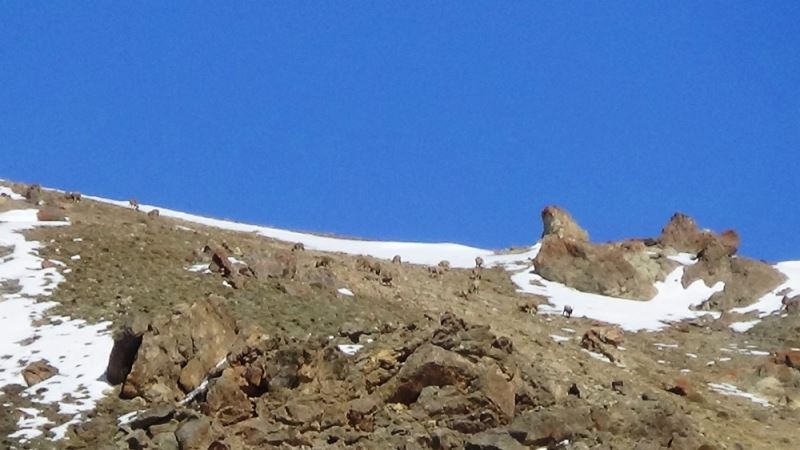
<box><xmin>16</xmin><ymin>184</ymin><xmax>576</xmax><ymax>317</ymax></box>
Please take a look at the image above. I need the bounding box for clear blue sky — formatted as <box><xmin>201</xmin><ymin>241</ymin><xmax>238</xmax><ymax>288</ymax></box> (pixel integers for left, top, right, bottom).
<box><xmin>2</xmin><ymin>3</ymin><xmax>799</xmax><ymax>260</ymax></box>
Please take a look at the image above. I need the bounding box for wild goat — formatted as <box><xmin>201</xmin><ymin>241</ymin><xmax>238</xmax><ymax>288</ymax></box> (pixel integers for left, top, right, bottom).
<box><xmin>128</xmin><ymin>198</ymin><xmax>140</xmax><ymax>211</ymax></box>
<box><xmin>563</xmin><ymin>305</ymin><xmax>573</xmax><ymax>318</ymax></box>
<box><xmin>475</xmin><ymin>256</ymin><xmax>484</xmax><ymax>268</ymax></box>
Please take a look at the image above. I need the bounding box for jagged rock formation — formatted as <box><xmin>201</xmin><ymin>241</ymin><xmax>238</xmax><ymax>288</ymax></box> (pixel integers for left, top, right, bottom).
<box><xmin>111</xmin><ymin>309</ymin><xmax>716</xmax><ymax>449</ymax></box>
<box><xmin>659</xmin><ymin>213</ymin><xmax>739</xmax><ymax>256</ymax></box>
<box><xmin>534</xmin><ymin>206</ymin><xmax>784</xmax><ymax>306</ymax></box>
<box><xmin>659</xmin><ymin>213</ymin><xmax>786</xmax><ymax>311</ymax></box>
<box><xmin>535</xmin><ymin>208</ymin><xmax>676</xmax><ymax>300</ymax></box>
<box><xmin>106</xmin><ymin>296</ymin><xmax>243</xmax><ymax>402</ymax></box>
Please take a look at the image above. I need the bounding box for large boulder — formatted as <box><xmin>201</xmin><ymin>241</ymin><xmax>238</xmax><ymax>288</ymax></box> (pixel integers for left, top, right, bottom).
<box><xmin>385</xmin><ymin>344</ymin><xmax>477</xmax><ymax>404</ymax></box>
<box><xmin>541</xmin><ymin>205</ymin><xmax>589</xmax><ymax>242</ymax></box>
<box><xmin>113</xmin><ymin>296</ymin><xmax>242</xmax><ymax>402</ymax></box>
<box><xmin>534</xmin><ymin>237</ymin><xmax>675</xmax><ymax>300</ymax></box>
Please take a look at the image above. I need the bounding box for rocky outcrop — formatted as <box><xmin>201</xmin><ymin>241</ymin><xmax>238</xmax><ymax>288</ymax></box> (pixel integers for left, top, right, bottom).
<box><xmin>106</xmin><ymin>296</ymin><xmax>243</xmax><ymax>402</ymax></box>
<box><xmin>686</xmin><ymin>256</ymin><xmax>785</xmax><ymax>310</ymax></box>
<box><xmin>659</xmin><ymin>212</ymin><xmax>739</xmax><ymax>257</ymax></box>
<box><xmin>109</xmin><ymin>309</ymin><xmax>717</xmax><ymax>450</ymax></box>
<box><xmin>535</xmin><ymin>209</ymin><xmax>783</xmax><ymax>305</ymax></box>
<box><xmin>541</xmin><ymin>205</ymin><xmax>589</xmax><ymax>242</ymax></box>
<box><xmin>534</xmin><ymin>235</ymin><xmax>675</xmax><ymax>300</ymax></box>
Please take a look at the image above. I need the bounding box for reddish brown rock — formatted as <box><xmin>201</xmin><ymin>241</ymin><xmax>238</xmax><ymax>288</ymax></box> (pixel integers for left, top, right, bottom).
<box><xmin>659</xmin><ymin>213</ymin><xmax>707</xmax><ymax>254</ymax></box>
<box><xmin>659</xmin><ymin>212</ymin><xmax>739</xmax><ymax>257</ymax></box>
<box><xmin>22</xmin><ymin>360</ymin><xmax>58</xmax><ymax>386</ymax></box>
<box><xmin>36</xmin><ymin>207</ymin><xmax>66</xmax><ymax>222</ymax></box>
<box><xmin>780</xmin><ymin>351</ymin><xmax>800</xmax><ymax>369</ymax></box>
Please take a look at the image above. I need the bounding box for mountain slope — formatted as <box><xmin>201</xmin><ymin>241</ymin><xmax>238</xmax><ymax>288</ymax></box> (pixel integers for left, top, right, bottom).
<box><xmin>1</xmin><ymin>181</ymin><xmax>800</xmax><ymax>450</ymax></box>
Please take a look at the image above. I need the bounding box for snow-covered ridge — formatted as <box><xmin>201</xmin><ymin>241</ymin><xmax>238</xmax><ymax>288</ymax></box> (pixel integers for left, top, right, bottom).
<box><xmin>80</xmin><ymin>191</ymin><xmax>731</xmax><ymax>332</ymax></box>
<box><xmin>7</xmin><ymin>183</ymin><xmax>800</xmax><ymax>335</ymax></box>
<box><xmin>74</xmin><ymin>189</ymin><xmax>800</xmax><ymax>332</ymax></box>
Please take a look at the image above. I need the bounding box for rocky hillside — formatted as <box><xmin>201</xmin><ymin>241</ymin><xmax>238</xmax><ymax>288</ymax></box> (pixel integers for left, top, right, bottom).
<box><xmin>1</xmin><ymin>181</ymin><xmax>800</xmax><ymax>450</ymax></box>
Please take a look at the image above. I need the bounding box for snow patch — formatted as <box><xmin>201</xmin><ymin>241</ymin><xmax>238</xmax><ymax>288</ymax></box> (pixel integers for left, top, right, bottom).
<box><xmin>708</xmin><ymin>383</ymin><xmax>771</xmax><ymax>407</ymax></box>
<box><xmin>667</xmin><ymin>253</ymin><xmax>697</xmax><ymax>265</ymax></box>
<box><xmin>187</xmin><ymin>263</ymin><xmax>211</xmax><ymax>273</ymax></box>
<box><xmin>338</xmin><ymin>344</ymin><xmax>363</xmax><ymax>355</ymax></box>
<box><xmin>0</xmin><ymin>186</ymin><xmax>24</xmax><ymax>200</ymax></box>
<box><xmin>337</xmin><ymin>288</ymin><xmax>354</xmax><ymax>297</ymax></box>
<box><xmin>0</xmin><ymin>209</ymin><xmax>113</xmax><ymax>443</ymax></box>
<box><xmin>730</xmin><ymin>320</ymin><xmax>760</xmax><ymax>333</ymax></box>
